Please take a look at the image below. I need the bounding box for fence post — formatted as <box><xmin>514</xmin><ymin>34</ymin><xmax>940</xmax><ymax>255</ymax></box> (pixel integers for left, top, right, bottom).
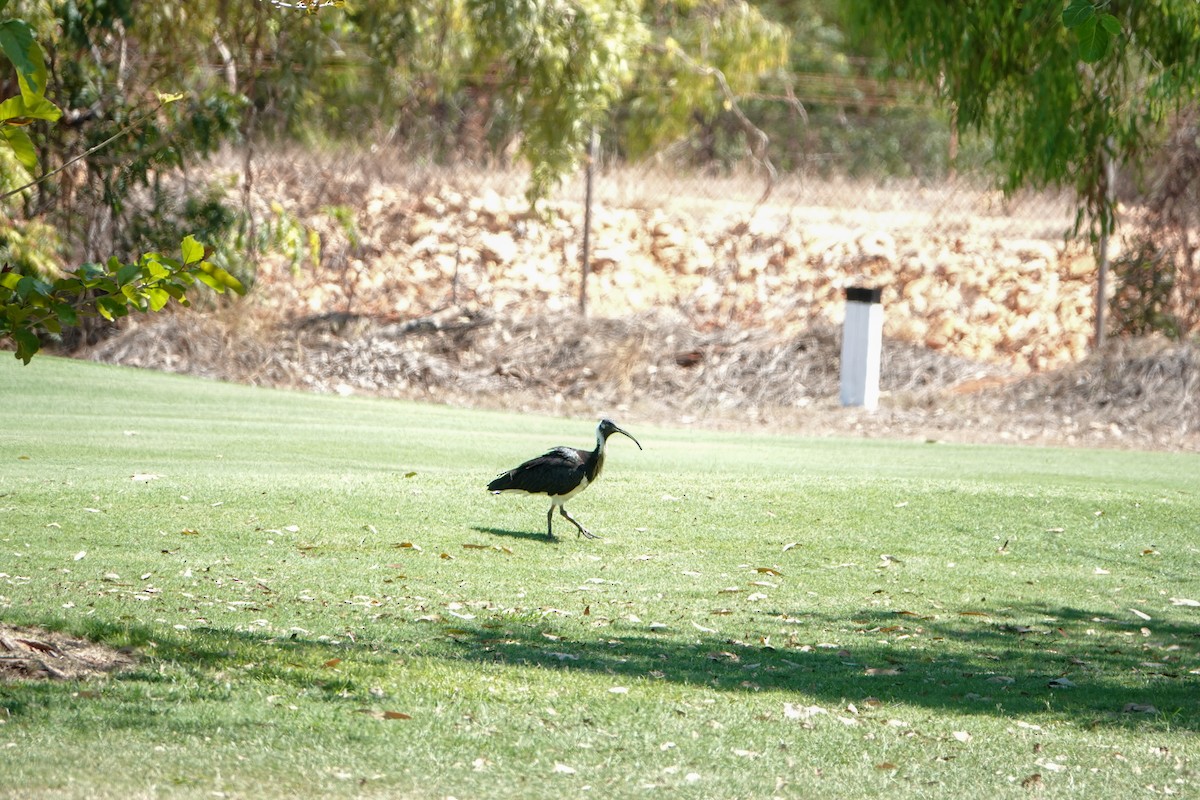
<box><xmin>580</xmin><ymin>127</ymin><xmax>598</xmax><ymax>318</ymax></box>
<box><xmin>839</xmin><ymin>286</ymin><xmax>883</xmax><ymax>411</ymax></box>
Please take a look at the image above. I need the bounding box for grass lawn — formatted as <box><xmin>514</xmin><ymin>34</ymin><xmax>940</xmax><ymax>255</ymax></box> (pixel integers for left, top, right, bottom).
<box><xmin>1</xmin><ymin>354</ymin><xmax>1197</xmax><ymax>799</ymax></box>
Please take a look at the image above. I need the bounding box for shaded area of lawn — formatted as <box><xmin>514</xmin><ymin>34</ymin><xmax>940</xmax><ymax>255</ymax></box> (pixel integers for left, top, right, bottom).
<box><xmin>6</xmin><ymin>600</ymin><xmax>1192</xmax><ymax>734</ymax></box>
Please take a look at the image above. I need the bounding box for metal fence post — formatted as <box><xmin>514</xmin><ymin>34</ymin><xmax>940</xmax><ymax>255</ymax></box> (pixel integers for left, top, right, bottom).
<box><xmin>580</xmin><ymin>127</ymin><xmax>598</xmax><ymax>317</ymax></box>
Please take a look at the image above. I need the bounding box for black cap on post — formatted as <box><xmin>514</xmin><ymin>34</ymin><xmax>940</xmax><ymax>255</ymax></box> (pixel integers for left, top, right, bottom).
<box><xmin>844</xmin><ymin>286</ymin><xmax>883</xmax><ymax>304</ymax></box>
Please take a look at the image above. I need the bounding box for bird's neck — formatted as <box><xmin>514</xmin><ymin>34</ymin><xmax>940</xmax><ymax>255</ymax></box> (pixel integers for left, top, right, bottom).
<box><xmin>588</xmin><ymin>435</ymin><xmax>608</xmax><ymax>481</ymax></box>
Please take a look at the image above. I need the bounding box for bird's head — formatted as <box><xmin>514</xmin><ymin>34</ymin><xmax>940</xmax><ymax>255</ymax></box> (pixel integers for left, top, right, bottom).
<box><xmin>598</xmin><ymin>418</ymin><xmax>643</xmax><ymax>450</ymax></box>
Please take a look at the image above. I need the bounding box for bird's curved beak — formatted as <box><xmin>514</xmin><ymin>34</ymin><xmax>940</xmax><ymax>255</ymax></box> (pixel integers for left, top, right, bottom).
<box><xmin>615</xmin><ymin>426</ymin><xmax>643</xmax><ymax>450</ymax></box>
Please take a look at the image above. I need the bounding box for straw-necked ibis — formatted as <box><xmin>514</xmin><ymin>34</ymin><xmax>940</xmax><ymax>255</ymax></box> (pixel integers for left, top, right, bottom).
<box><xmin>487</xmin><ymin>419</ymin><xmax>643</xmax><ymax>539</ymax></box>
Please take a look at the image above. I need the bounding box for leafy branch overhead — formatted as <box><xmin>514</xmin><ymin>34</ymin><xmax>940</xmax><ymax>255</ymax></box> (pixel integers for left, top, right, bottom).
<box><xmin>846</xmin><ymin>1</ymin><xmax>1200</xmax><ymax>244</ymax></box>
<box><xmin>0</xmin><ymin>11</ymin><xmax>63</xmax><ymax>171</ymax></box>
<box><xmin>1062</xmin><ymin>0</ymin><xmax>1122</xmax><ymax>63</ymax></box>
<box><xmin>1</xmin><ymin>236</ymin><xmax>245</xmax><ymax>364</ymax></box>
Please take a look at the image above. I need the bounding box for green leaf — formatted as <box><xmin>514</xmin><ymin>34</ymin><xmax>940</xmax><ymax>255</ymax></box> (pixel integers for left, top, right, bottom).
<box><xmin>144</xmin><ymin>258</ymin><xmax>170</xmax><ymax>281</ymax></box>
<box><xmin>1062</xmin><ymin>0</ymin><xmax>1095</xmax><ymax>29</ymax></box>
<box><xmin>1074</xmin><ymin>17</ymin><xmax>1111</xmax><ymax>62</ymax></box>
<box><xmin>115</xmin><ymin>262</ymin><xmax>142</xmax><ymax>286</ymax></box>
<box><xmin>197</xmin><ymin>262</ymin><xmax>246</xmax><ymax>295</ymax></box>
<box><xmin>1098</xmin><ymin>13</ymin><xmax>1121</xmax><ymax>37</ymax></box>
<box><xmin>146</xmin><ymin>287</ymin><xmax>170</xmax><ymax>312</ymax></box>
<box><xmin>0</xmin><ymin>18</ymin><xmax>49</xmax><ymax>100</ymax></box>
<box><xmin>0</xmin><ymin>92</ymin><xmax>62</xmax><ymax>124</ymax></box>
<box><xmin>11</xmin><ymin>327</ymin><xmax>39</xmax><ymax>364</ymax></box>
<box><xmin>95</xmin><ymin>295</ymin><xmax>127</xmax><ymax>321</ymax></box>
<box><xmin>180</xmin><ymin>235</ymin><xmax>205</xmax><ymax>265</ymax></box>
<box><xmin>15</xmin><ymin>274</ymin><xmax>52</xmax><ymax>300</ymax></box>
<box><xmin>0</xmin><ymin>272</ymin><xmax>21</xmax><ymax>291</ymax></box>
<box><xmin>54</xmin><ymin>302</ymin><xmax>78</xmax><ymax>326</ymax></box>
<box><xmin>0</xmin><ymin>125</ymin><xmax>37</xmax><ymax>171</ymax></box>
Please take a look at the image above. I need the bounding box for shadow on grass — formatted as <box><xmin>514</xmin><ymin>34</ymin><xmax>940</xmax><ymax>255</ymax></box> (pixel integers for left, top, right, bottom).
<box><xmin>435</xmin><ymin>601</ymin><xmax>1200</xmax><ymax>729</ymax></box>
<box><xmin>471</xmin><ymin>525</ymin><xmax>557</xmax><ymax>543</ymax></box>
<box><xmin>4</xmin><ymin>603</ymin><xmax>1196</xmax><ymax>731</ymax></box>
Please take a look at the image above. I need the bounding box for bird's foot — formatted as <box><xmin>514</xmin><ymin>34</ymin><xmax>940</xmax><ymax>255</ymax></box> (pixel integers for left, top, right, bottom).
<box><xmin>576</xmin><ymin>528</ymin><xmax>599</xmax><ymax>540</ymax></box>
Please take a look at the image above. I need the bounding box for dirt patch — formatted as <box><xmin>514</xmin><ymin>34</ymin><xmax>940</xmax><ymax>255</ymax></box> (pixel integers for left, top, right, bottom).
<box><xmin>0</xmin><ymin>623</ymin><xmax>135</xmax><ymax>682</ymax></box>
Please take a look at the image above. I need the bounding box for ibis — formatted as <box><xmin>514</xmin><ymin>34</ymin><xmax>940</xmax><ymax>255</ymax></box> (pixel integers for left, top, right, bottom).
<box><xmin>487</xmin><ymin>419</ymin><xmax>643</xmax><ymax>539</ymax></box>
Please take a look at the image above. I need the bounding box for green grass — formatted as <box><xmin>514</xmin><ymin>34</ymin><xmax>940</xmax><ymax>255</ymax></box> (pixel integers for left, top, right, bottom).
<box><xmin>1</xmin><ymin>355</ymin><xmax>1197</xmax><ymax>799</ymax></box>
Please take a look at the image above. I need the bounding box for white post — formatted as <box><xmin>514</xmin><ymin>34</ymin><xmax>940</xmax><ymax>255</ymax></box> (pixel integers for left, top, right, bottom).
<box><xmin>839</xmin><ymin>286</ymin><xmax>883</xmax><ymax>411</ymax></box>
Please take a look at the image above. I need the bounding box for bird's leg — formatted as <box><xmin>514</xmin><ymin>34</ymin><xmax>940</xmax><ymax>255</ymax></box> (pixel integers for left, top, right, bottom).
<box><xmin>560</xmin><ymin>506</ymin><xmax>597</xmax><ymax>539</ymax></box>
<box><xmin>545</xmin><ymin>506</ymin><xmax>557</xmax><ymax>540</ymax></box>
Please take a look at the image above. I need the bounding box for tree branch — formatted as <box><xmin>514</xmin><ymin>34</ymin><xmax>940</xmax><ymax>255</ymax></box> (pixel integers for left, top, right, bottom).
<box><xmin>652</xmin><ymin>41</ymin><xmax>782</xmax><ymax>206</ymax></box>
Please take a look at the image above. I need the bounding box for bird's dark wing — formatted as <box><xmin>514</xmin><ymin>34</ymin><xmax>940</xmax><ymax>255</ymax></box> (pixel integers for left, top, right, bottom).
<box><xmin>487</xmin><ymin>447</ymin><xmax>589</xmax><ymax>496</ymax></box>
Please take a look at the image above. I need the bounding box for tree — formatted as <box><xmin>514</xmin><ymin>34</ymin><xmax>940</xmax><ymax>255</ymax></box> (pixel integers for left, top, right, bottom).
<box><xmin>1</xmin><ymin>2</ymin><xmax>244</xmax><ymax>363</ymax></box>
<box><xmin>844</xmin><ymin>0</ymin><xmax>1200</xmax><ymax>347</ymax></box>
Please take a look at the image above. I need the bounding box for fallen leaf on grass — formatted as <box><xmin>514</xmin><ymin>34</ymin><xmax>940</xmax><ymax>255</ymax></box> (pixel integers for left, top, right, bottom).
<box><xmin>1047</xmin><ymin>677</ymin><xmax>1076</xmax><ymax>689</ymax></box>
<box><xmin>782</xmin><ymin>542</ymin><xmax>799</xmax><ymax>552</ymax></box>
<box><xmin>608</xmin><ymin>686</ymin><xmax>629</xmax><ymax>694</ymax></box>
<box><xmin>460</xmin><ymin>543</ymin><xmax>514</xmax><ymax>554</ymax></box>
<box><xmin>865</xmin><ymin>667</ymin><xmax>902</xmax><ymax>676</ymax></box>
<box><xmin>1129</xmin><ymin>608</ymin><xmax>1152</xmax><ymax>621</ymax></box>
<box><xmin>1169</xmin><ymin>597</ymin><xmax>1199</xmax><ymax>607</ymax></box>
<box><xmin>131</xmin><ymin>473</ymin><xmax>160</xmax><ymax>482</ymax></box>
<box><xmin>553</xmin><ymin>763</ymin><xmax>577</xmax><ymax>775</ymax></box>
<box><xmin>323</xmin><ymin>658</ymin><xmax>342</xmax><ymax>668</ymax></box>
<box><xmin>1122</xmin><ymin>703</ymin><xmax>1158</xmax><ymax>714</ymax></box>
<box><xmin>73</xmin><ymin>550</ymin><xmax>86</xmax><ymax>561</ymax></box>
<box><xmin>952</xmin><ymin>730</ymin><xmax>972</xmax><ymax>743</ymax></box>
<box><xmin>783</xmin><ymin>703</ymin><xmax>827</xmax><ymax>722</ymax></box>
<box><xmin>1021</xmin><ymin>773</ymin><xmax>1043</xmax><ymax>790</ymax></box>
<box><xmin>394</xmin><ymin>542</ymin><xmax>422</xmax><ymax>551</ymax></box>
<box><xmin>355</xmin><ymin>709</ymin><xmax>411</xmax><ymax>720</ymax></box>
<box><xmin>755</xmin><ymin>567</ymin><xmax>783</xmax><ymax>576</ymax></box>
<box><xmin>875</xmin><ymin>762</ymin><xmax>897</xmax><ymax>771</ymax></box>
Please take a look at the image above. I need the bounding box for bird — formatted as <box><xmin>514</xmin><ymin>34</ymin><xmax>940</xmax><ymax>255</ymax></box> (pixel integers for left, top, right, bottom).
<box><xmin>487</xmin><ymin>419</ymin><xmax>643</xmax><ymax>540</ymax></box>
